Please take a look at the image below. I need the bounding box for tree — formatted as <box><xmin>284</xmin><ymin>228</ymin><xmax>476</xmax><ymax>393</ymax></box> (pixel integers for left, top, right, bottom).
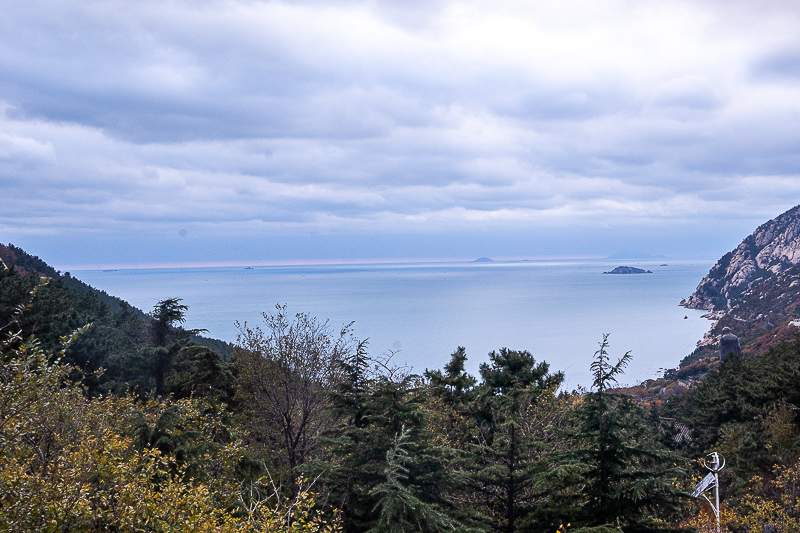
<box><xmin>234</xmin><ymin>305</ymin><xmax>354</xmax><ymax>484</ymax></box>
<box><xmin>314</xmin><ymin>343</ymin><xmax>455</xmax><ymax>532</ymax></box>
<box><xmin>557</xmin><ymin>335</ymin><xmax>691</xmax><ymax>532</ymax></box>
<box><xmin>168</xmin><ymin>343</ymin><xmax>235</xmax><ymax>403</ymax></box>
<box><xmin>0</xmin><ymin>293</ymin><xmax>340</xmax><ymax>532</ymax></box>
<box><xmin>366</xmin><ymin>426</ymin><xmax>456</xmax><ymax>533</ymax></box>
<box><xmin>149</xmin><ymin>297</ymin><xmax>189</xmax><ymax>347</ymax></box>
<box><xmin>453</xmin><ymin>348</ymin><xmax>565</xmax><ymax>533</ymax></box>
<box><xmin>424</xmin><ymin>347</ymin><xmax>478</xmax><ymax>446</ymax></box>
<box><xmin>0</xmin><ymin>340</ymin><xmax>340</xmax><ymax>533</ymax></box>
<box><xmin>663</xmin><ymin>336</ymin><xmax>800</xmax><ymax>484</ymax></box>
<box><xmin>147</xmin><ymin>298</ymin><xmax>192</xmax><ymax>397</ymax></box>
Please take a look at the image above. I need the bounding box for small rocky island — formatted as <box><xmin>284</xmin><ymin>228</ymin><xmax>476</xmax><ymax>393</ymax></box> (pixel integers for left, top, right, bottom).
<box><xmin>604</xmin><ymin>266</ymin><xmax>653</xmax><ymax>274</ymax></box>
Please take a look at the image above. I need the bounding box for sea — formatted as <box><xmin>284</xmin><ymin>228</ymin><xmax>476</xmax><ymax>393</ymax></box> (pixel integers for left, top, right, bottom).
<box><xmin>72</xmin><ymin>258</ymin><xmax>714</xmax><ymax>390</ymax></box>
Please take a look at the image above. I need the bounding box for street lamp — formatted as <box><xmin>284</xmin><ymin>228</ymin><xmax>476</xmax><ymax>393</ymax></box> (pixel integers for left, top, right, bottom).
<box><xmin>692</xmin><ymin>452</ymin><xmax>725</xmax><ymax>532</ymax></box>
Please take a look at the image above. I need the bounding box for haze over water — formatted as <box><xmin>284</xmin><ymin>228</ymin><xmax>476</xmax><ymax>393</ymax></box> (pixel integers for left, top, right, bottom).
<box><xmin>74</xmin><ymin>258</ymin><xmax>713</xmax><ymax>389</ymax></box>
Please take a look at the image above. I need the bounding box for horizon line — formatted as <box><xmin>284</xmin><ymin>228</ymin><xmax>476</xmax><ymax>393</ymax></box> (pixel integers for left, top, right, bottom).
<box><xmin>58</xmin><ymin>254</ymin><xmax>611</xmax><ymax>271</ymax></box>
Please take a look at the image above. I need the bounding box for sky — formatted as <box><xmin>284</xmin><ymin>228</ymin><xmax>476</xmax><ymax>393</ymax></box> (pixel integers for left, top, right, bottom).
<box><xmin>2</xmin><ymin>0</ymin><xmax>800</xmax><ymax>269</ymax></box>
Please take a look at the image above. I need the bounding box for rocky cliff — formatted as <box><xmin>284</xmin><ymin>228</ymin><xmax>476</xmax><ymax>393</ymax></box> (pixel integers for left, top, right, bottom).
<box><xmin>681</xmin><ymin>204</ymin><xmax>800</xmax><ymax>312</ymax></box>
<box><xmin>678</xmin><ymin>204</ymin><xmax>800</xmax><ymax>359</ymax></box>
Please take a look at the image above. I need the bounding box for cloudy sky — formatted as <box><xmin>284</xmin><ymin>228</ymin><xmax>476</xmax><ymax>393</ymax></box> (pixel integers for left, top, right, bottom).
<box><xmin>2</xmin><ymin>0</ymin><xmax>800</xmax><ymax>269</ymax></box>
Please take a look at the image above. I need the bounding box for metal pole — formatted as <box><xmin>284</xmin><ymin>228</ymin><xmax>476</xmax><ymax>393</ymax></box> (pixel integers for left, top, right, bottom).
<box><xmin>693</xmin><ymin>452</ymin><xmax>724</xmax><ymax>533</ymax></box>
<box><xmin>714</xmin><ymin>468</ymin><xmax>720</xmax><ymax>533</ymax></box>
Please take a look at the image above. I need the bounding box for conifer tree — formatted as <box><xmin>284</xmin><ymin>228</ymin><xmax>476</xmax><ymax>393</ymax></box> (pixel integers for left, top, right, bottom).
<box><xmin>144</xmin><ymin>298</ymin><xmax>193</xmax><ymax>396</ymax></box>
<box><xmin>453</xmin><ymin>347</ymin><xmax>564</xmax><ymax>532</ymax></box>
<box><xmin>664</xmin><ymin>336</ymin><xmax>800</xmax><ymax>481</ymax></box>
<box><xmin>424</xmin><ymin>347</ymin><xmax>478</xmax><ymax>446</ymax></box>
<box><xmin>314</xmin><ymin>343</ymin><xmax>454</xmax><ymax>532</ymax></box>
<box><xmin>557</xmin><ymin>335</ymin><xmax>690</xmax><ymax>533</ymax></box>
<box><xmin>367</xmin><ymin>426</ymin><xmax>456</xmax><ymax>533</ymax></box>
<box><xmin>426</xmin><ymin>346</ymin><xmax>477</xmax><ymax>407</ymax></box>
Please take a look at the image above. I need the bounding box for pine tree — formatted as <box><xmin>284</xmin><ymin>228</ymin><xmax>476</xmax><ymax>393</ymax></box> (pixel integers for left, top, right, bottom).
<box><xmin>367</xmin><ymin>426</ymin><xmax>456</xmax><ymax>533</ymax></box>
<box><xmin>558</xmin><ymin>335</ymin><xmax>691</xmax><ymax>533</ymax></box>
<box><xmin>457</xmin><ymin>348</ymin><xmax>565</xmax><ymax>532</ymax></box>
<box><xmin>313</xmin><ymin>343</ymin><xmax>455</xmax><ymax>532</ymax></box>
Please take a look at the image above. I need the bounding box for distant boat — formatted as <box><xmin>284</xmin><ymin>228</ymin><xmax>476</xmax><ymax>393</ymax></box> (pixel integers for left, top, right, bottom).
<box><xmin>244</xmin><ymin>267</ymin><xmax>254</xmax><ymax>270</ymax></box>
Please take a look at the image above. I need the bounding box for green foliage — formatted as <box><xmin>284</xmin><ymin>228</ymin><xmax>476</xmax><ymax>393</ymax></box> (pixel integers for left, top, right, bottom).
<box><xmin>664</xmin><ymin>334</ymin><xmax>800</xmax><ymax>491</ymax></box>
<box><xmin>426</xmin><ymin>347</ymin><xmax>477</xmax><ymax>404</ymax></box>
<box><xmin>460</xmin><ymin>348</ymin><xmax>565</xmax><ymax>532</ymax></box>
<box><xmin>149</xmin><ymin>297</ymin><xmax>190</xmax><ymax>347</ymax></box>
<box><xmin>313</xmin><ymin>343</ymin><xmax>454</xmax><ymax>532</ymax></box>
<box><xmin>424</xmin><ymin>347</ymin><xmax>578</xmax><ymax>532</ymax></box>
<box><xmin>169</xmin><ymin>343</ymin><xmax>235</xmax><ymax>402</ymax></box>
<box><xmin>366</xmin><ymin>426</ymin><xmax>456</xmax><ymax>533</ymax></box>
<box><xmin>0</xmin><ymin>286</ymin><xmax>340</xmax><ymax>532</ymax></box>
<box><xmin>557</xmin><ymin>336</ymin><xmax>691</xmax><ymax>532</ymax></box>
<box><xmin>0</xmin><ymin>256</ymin><xmax>231</xmax><ymax>399</ymax></box>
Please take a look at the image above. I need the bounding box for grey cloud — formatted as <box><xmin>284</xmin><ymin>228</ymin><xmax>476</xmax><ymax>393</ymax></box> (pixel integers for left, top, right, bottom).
<box><xmin>3</xmin><ymin>0</ymin><xmax>800</xmax><ymax>266</ymax></box>
<box><xmin>650</xmin><ymin>76</ymin><xmax>726</xmax><ymax>110</ymax></box>
<box><xmin>751</xmin><ymin>46</ymin><xmax>800</xmax><ymax>81</ymax></box>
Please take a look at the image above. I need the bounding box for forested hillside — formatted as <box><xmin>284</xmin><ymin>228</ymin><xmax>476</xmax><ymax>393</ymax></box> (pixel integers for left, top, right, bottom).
<box><xmin>3</xmin><ymin>243</ymin><xmax>800</xmax><ymax>531</ymax></box>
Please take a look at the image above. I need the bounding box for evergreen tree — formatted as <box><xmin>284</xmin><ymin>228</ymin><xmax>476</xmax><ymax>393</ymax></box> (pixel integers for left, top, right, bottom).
<box><xmin>425</xmin><ymin>347</ymin><xmax>479</xmax><ymax>447</ymax></box>
<box><xmin>557</xmin><ymin>335</ymin><xmax>690</xmax><ymax>533</ymax></box>
<box><xmin>455</xmin><ymin>348</ymin><xmax>564</xmax><ymax>533</ymax></box>
<box><xmin>366</xmin><ymin>426</ymin><xmax>456</xmax><ymax>533</ymax></box>
<box><xmin>426</xmin><ymin>347</ymin><xmax>477</xmax><ymax>408</ymax></box>
<box><xmin>148</xmin><ymin>298</ymin><xmax>191</xmax><ymax>397</ymax></box>
<box><xmin>314</xmin><ymin>343</ymin><xmax>454</xmax><ymax>532</ymax></box>
<box><xmin>168</xmin><ymin>343</ymin><xmax>235</xmax><ymax>403</ymax></box>
<box><xmin>663</xmin><ymin>335</ymin><xmax>800</xmax><ymax>482</ymax></box>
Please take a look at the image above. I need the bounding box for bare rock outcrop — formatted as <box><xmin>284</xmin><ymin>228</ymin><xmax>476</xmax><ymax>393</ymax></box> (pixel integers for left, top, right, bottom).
<box><xmin>681</xmin><ymin>205</ymin><xmax>800</xmax><ymax>312</ymax></box>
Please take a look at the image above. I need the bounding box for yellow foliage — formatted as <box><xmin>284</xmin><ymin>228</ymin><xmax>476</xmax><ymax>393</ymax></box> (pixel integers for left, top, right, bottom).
<box><xmin>725</xmin><ymin>460</ymin><xmax>800</xmax><ymax>533</ymax></box>
<box><xmin>680</xmin><ymin>458</ymin><xmax>800</xmax><ymax>533</ymax></box>
<box><xmin>0</xmin><ymin>337</ymin><xmax>341</xmax><ymax>532</ymax></box>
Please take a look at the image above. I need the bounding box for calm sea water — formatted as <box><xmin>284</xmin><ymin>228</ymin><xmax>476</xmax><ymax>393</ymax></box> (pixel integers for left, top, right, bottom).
<box><xmin>73</xmin><ymin>259</ymin><xmax>713</xmax><ymax>390</ymax></box>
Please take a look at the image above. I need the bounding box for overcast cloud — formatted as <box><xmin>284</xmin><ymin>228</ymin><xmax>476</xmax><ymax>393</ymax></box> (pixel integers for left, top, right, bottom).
<box><xmin>2</xmin><ymin>0</ymin><xmax>800</xmax><ymax>267</ymax></box>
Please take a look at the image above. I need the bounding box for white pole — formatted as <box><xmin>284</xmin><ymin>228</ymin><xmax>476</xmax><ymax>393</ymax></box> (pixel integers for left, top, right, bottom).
<box><xmin>714</xmin><ymin>468</ymin><xmax>720</xmax><ymax>533</ymax></box>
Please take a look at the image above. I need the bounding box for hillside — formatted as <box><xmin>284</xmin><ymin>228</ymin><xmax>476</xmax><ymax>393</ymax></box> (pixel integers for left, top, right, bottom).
<box><xmin>614</xmin><ymin>206</ymin><xmax>800</xmax><ymax>401</ymax></box>
<box><xmin>0</xmin><ymin>242</ymin><xmax>234</xmax><ymax>353</ymax></box>
<box><xmin>678</xmin><ymin>205</ymin><xmax>800</xmax><ymax>362</ymax></box>
<box><xmin>0</xmin><ymin>243</ymin><xmax>142</xmax><ymax>316</ymax></box>
<box><xmin>682</xmin><ymin>204</ymin><xmax>800</xmax><ymax>313</ymax></box>
<box><xmin>0</xmin><ymin>243</ymin><xmax>232</xmax><ymax>395</ymax></box>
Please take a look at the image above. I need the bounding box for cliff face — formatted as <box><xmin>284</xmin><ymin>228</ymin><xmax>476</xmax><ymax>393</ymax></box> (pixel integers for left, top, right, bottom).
<box><xmin>682</xmin><ymin>205</ymin><xmax>800</xmax><ymax>312</ymax></box>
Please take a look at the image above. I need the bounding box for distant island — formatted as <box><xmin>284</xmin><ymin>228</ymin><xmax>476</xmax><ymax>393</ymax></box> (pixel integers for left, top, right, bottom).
<box><xmin>603</xmin><ymin>266</ymin><xmax>653</xmax><ymax>274</ymax></box>
<box><xmin>473</xmin><ymin>257</ymin><xmax>493</xmax><ymax>263</ymax></box>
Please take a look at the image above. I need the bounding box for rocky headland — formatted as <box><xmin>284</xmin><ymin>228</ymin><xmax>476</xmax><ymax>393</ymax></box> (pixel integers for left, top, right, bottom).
<box><xmin>681</xmin><ymin>204</ymin><xmax>800</xmax><ymax>358</ymax></box>
<box><xmin>682</xmin><ymin>204</ymin><xmax>800</xmax><ymax>312</ymax></box>
<box><xmin>616</xmin><ymin>205</ymin><xmax>800</xmax><ymax>401</ymax></box>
